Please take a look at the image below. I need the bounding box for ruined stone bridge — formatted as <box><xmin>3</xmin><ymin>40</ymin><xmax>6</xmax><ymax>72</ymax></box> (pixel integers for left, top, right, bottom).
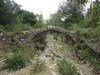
<box><xmin>13</xmin><ymin>26</ymin><xmax>100</xmax><ymax>53</ymax></box>
<box><xmin>19</xmin><ymin>26</ymin><xmax>77</xmax><ymax>42</ymax></box>
<box><xmin>0</xmin><ymin>26</ymin><xmax>100</xmax><ymax>53</ymax></box>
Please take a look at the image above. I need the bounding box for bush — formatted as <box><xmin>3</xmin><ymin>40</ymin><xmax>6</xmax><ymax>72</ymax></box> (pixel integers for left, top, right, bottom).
<box><xmin>31</xmin><ymin>59</ymin><xmax>46</xmax><ymax>74</ymax></box>
<box><xmin>7</xmin><ymin>40</ymin><xmax>36</xmax><ymax>59</ymax></box>
<box><xmin>71</xmin><ymin>24</ymin><xmax>100</xmax><ymax>39</ymax></box>
<box><xmin>57</xmin><ymin>59</ymin><xmax>77</xmax><ymax>75</ymax></box>
<box><xmin>74</xmin><ymin>39</ymin><xmax>100</xmax><ymax>70</ymax></box>
<box><xmin>23</xmin><ymin>24</ymin><xmax>33</xmax><ymax>31</ymax></box>
<box><xmin>33</xmin><ymin>33</ymin><xmax>47</xmax><ymax>51</ymax></box>
<box><xmin>34</xmin><ymin>33</ymin><xmax>46</xmax><ymax>43</ymax></box>
<box><xmin>0</xmin><ymin>25</ymin><xmax>4</xmax><ymax>32</ymax></box>
<box><xmin>79</xmin><ymin>48</ymin><xmax>100</xmax><ymax>70</ymax></box>
<box><xmin>53</xmin><ymin>33</ymin><xmax>60</xmax><ymax>40</ymax></box>
<box><xmin>4</xmin><ymin>54</ymin><xmax>27</xmax><ymax>71</ymax></box>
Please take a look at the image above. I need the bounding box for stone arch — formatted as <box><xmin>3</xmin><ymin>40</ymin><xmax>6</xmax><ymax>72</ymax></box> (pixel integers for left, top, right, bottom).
<box><xmin>23</xmin><ymin>26</ymin><xmax>78</xmax><ymax>43</ymax></box>
<box><xmin>2</xmin><ymin>26</ymin><xmax>99</xmax><ymax>53</ymax></box>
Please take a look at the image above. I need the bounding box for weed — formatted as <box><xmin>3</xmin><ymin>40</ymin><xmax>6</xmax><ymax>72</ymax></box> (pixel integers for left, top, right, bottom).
<box><xmin>4</xmin><ymin>54</ymin><xmax>27</xmax><ymax>71</ymax></box>
<box><xmin>74</xmin><ymin>39</ymin><xmax>100</xmax><ymax>70</ymax></box>
<box><xmin>31</xmin><ymin>59</ymin><xmax>46</xmax><ymax>74</ymax></box>
<box><xmin>57</xmin><ymin>59</ymin><xmax>77</xmax><ymax>75</ymax></box>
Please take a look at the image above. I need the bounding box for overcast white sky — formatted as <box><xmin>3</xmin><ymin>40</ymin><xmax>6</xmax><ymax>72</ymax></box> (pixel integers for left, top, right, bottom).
<box><xmin>14</xmin><ymin>0</ymin><xmax>64</xmax><ymax>20</ymax></box>
<box><xmin>14</xmin><ymin>0</ymin><xmax>96</xmax><ymax>20</ymax></box>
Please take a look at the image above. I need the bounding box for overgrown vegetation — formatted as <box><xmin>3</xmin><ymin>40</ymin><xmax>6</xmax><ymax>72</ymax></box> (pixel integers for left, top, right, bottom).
<box><xmin>8</xmin><ymin>40</ymin><xmax>37</xmax><ymax>58</ymax></box>
<box><xmin>70</xmin><ymin>25</ymin><xmax>100</xmax><ymax>39</ymax></box>
<box><xmin>4</xmin><ymin>54</ymin><xmax>27</xmax><ymax>71</ymax></box>
<box><xmin>0</xmin><ymin>0</ymin><xmax>100</xmax><ymax>74</ymax></box>
<box><xmin>33</xmin><ymin>33</ymin><xmax>47</xmax><ymax>51</ymax></box>
<box><xmin>0</xmin><ymin>0</ymin><xmax>46</xmax><ymax>37</ymax></box>
<box><xmin>74</xmin><ymin>39</ymin><xmax>100</xmax><ymax>71</ymax></box>
<box><xmin>57</xmin><ymin>59</ymin><xmax>77</xmax><ymax>75</ymax></box>
<box><xmin>47</xmin><ymin>0</ymin><xmax>100</xmax><ymax>73</ymax></box>
<box><xmin>52</xmin><ymin>32</ymin><xmax>64</xmax><ymax>40</ymax></box>
<box><xmin>30</xmin><ymin>59</ymin><xmax>46</xmax><ymax>74</ymax></box>
<box><xmin>1</xmin><ymin>40</ymin><xmax>37</xmax><ymax>71</ymax></box>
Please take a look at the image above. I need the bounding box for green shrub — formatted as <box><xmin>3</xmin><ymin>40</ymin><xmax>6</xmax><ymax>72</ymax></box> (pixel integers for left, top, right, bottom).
<box><xmin>71</xmin><ymin>24</ymin><xmax>100</xmax><ymax>40</ymax></box>
<box><xmin>31</xmin><ymin>59</ymin><xmax>46</xmax><ymax>74</ymax></box>
<box><xmin>23</xmin><ymin>24</ymin><xmax>33</xmax><ymax>31</ymax></box>
<box><xmin>57</xmin><ymin>59</ymin><xmax>77</xmax><ymax>75</ymax></box>
<box><xmin>7</xmin><ymin>40</ymin><xmax>36</xmax><ymax>58</ymax></box>
<box><xmin>4</xmin><ymin>54</ymin><xmax>27</xmax><ymax>71</ymax></box>
<box><xmin>33</xmin><ymin>33</ymin><xmax>47</xmax><ymax>51</ymax></box>
<box><xmin>34</xmin><ymin>33</ymin><xmax>46</xmax><ymax>43</ymax></box>
<box><xmin>80</xmin><ymin>48</ymin><xmax>100</xmax><ymax>70</ymax></box>
<box><xmin>74</xmin><ymin>39</ymin><xmax>100</xmax><ymax>70</ymax></box>
<box><xmin>0</xmin><ymin>25</ymin><xmax>4</xmax><ymax>32</ymax></box>
<box><xmin>53</xmin><ymin>33</ymin><xmax>60</xmax><ymax>40</ymax></box>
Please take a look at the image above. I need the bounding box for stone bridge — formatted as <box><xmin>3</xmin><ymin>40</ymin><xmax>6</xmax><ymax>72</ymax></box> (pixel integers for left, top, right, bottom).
<box><xmin>0</xmin><ymin>26</ymin><xmax>100</xmax><ymax>53</ymax></box>
<box><xmin>14</xmin><ymin>26</ymin><xmax>77</xmax><ymax>42</ymax></box>
<box><xmin>13</xmin><ymin>26</ymin><xmax>100</xmax><ymax>53</ymax></box>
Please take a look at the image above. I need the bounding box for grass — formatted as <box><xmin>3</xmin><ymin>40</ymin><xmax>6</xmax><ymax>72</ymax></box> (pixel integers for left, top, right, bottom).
<box><xmin>3</xmin><ymin>54</ymin><xmax>27</xmax><ymax>71</ymax></box>
<box><xmin>0</xmin><ymin>39</ymin><xmax>37</xmax><ymax>71</ymax></box>
<box><xmin>57</xmin><ymin>58</ymin><xmax>77</xmax><ymax>75</ymax></box>
<box><xmin>70</xmin><ymin>25</ymin><xmax>100</xmax><ymax>71</ymax></box>
<box><xmin>71</xmin><ymin>25</ymin><xmax>100</xmax><ymax>39</ymax></box>
<box><xmin>7</xmin><ymin>40</ymin><xmax>37</xmax><ymax>58</ymax></box>
<box><xmin>30</xmin><ymin>59</ymin><xmax>46</xmax><ymax>75</ymax></box>
<box><xmin>74</xmin><ymin>40</ymin><xmax>100</xmax><ymax>70</ymax></box>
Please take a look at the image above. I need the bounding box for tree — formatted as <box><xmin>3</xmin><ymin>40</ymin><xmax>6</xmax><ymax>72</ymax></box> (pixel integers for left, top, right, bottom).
<box><xmin>0</xmin><ymin>0</ymin><xmax>21</xmax><ymax>25</ymax></box>
<box><xmin>67</xmin><ymin>0</ymin><xmax>88</xmax><ymax>5</ymax></box>
<box><xmin>58</xmin><ymin>1</ymin><xmax>84</xmax><ymax>28</ymax></box>
<box><xmin>34</xmin><ymin>13</ymin><xmax>45</xmax><ymax>28</ymax></box>
<box><xmin>18</xmin><ymin>10</ymin><xmax>37</xmax><ymax>26</ymax></box>
<box><xmin>0</xmin><ymin>0</ymin><xmax>10</xmax><ymax>25</ymax></box>
<box><xmin>46</xmin><ymin>11</ymin><xmax>64</xmax><ymax>27</ymax></box>
<box><xmin>84</xmin><ymin>1</ymin><xmax>100</xmax><ymax>27</ymax></box>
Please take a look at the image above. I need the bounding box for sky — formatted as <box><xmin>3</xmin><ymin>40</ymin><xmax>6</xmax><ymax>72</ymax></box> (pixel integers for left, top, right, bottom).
<box><xmin>14</xmin><ymin>0</ymin><xmax>96</xmax><ymax>20</ymax></box>
<box><xmin>14</xmin><ymin>0</ymin><xmax>64</xmax><ymax>20</ymax></box>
